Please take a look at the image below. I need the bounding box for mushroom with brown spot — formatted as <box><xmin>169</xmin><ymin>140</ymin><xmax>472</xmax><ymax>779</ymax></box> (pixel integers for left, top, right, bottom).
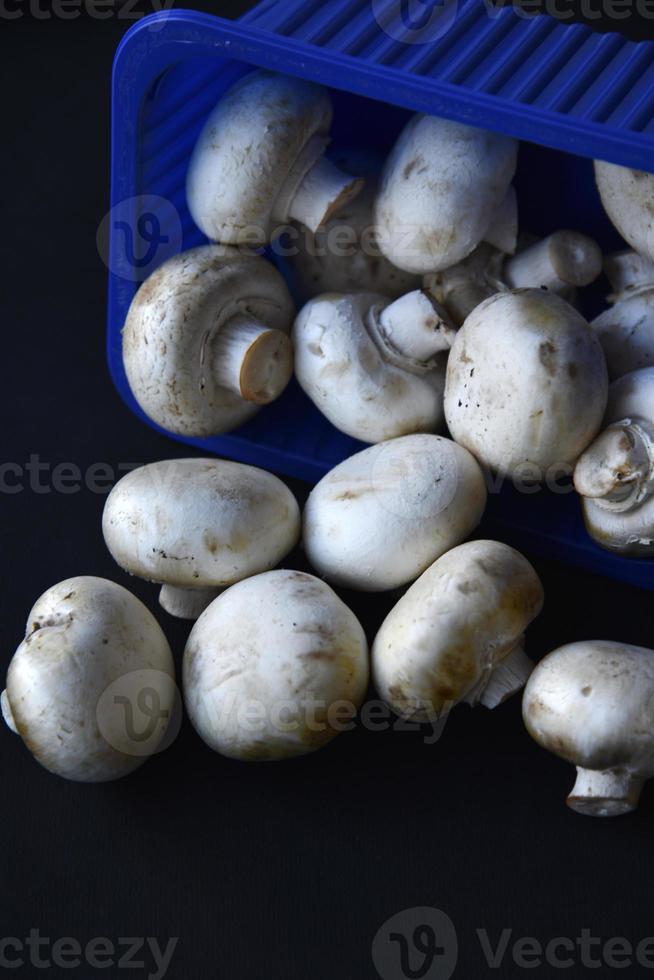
<box><xmin>187</xmin><ymin>70</ymin><xmax>363</xmax><ymax>246</ymax></box>
<box><xmin>183</xmin><ymin>570</ymin><xmax>369</xmax><ymax>761</ymax></box>
<box><xmin>303</xmin><ymin>434</ymin><xmax>487</xmax><ymax>592</ymax></box>
<box><xmin>523</xmin><ymin>640</ymin><xmax>654</xmax><ymax>816</ymax></box>
<box><xmin>444</xmin><ymin>289</ymin><xmax>609</xmax><ymax>480</ymax></box>
<box><xmin>574</xmin><ymin>366</ymin><xmax>654</xmax><ymax>555</ymax></box>
<box><xmin>374</xmin><ymin>113</ymin><xmax>518</xmax><ymax>274</ymax></box>
<box><xmin>294</xmin><ymin>289</ymin><xmax>456</xmax><ymax>443</ymax></box>
<box><xmin>122</xmin><ymin>245</ymin><xmax>295</xmax><ymax>437</ymax></box>
<box><xmin>103</xmin><ymin>458</ymin><xmax>301</xmax><ymax>619</ymax></box>
<box><xmin>2</xmin><ymin>577</ymin><xmax>176</xmax><ymax>782</ymax></box>
<box><xmin>373</xmin><ymin>540</ymin><xmax>544</xmax><ymax>729</ymax></box>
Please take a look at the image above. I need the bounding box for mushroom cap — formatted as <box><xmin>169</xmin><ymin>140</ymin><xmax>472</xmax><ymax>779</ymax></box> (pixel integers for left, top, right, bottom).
<box><xmin>523</xmin><ymin>640</ymin><xmax>654</xmax><ymax>778</ymax></box>
<box><xmin>187</xmin><ymin>70</ymin><xmax>333</xmax><ymax>245</ymax></box>
<box><xmin>122</xmin><ymin>245</ymin><xmax>295</xmax><ymax>437</ymax></box>
<box><xmin>580</xmin><ymin>368</ymin><xmax>654</xmax><ymax>555</ymax></box>
<box><xmin>373</xmin><ymin>540</ymin><xmax>544</xmax><ymax>721</ymax></box>
<box><xmin>605</xmin><ymin>365</ymin><xmax>654</xmax><ymax>423</ymax></box>
<box><xmin>592</xmin><ymin>288</ymin><xmax>654</xmax><ymax>380</ymax></box>
<box><xmin>303</xmin><ymin>434</ymin><xmax>487</xmax><ymax>591</ymax></box>
<box><xmin>286</xmin><ymin>149</ymin><xmax>422</xmax><ymax>301</ymax></box>
<box><xmin>594</xmin><ymin>161</ymin><xmax>654</xmax><ymax>260</ymax></box>
<box><xmin>183</xmin><ymin>570</ymin><xmax>369</xmax><ymax>760</ymax></box>
<box><xmin>103</xmin><ymin>458</ymin><xmax>301</xmax><ymax>590</ymax></box>
<box><xmin>445</xmin><ymin>289</ymin><xmax>609</xmax><ymax>477</ymax></box>
<box><xmin>374</xmin><ymin>114</ymin><xmax>518</xmax><ymax>274</ymax></box>
<box><xmin>294</xmin><ymin>292</ymin><xmax>446</xmax><ymax>443</ymax></box>
<box><xmin>4</xmin><ymin>577</ymin><xmax>175</xmax><ymax>782</ymax></box>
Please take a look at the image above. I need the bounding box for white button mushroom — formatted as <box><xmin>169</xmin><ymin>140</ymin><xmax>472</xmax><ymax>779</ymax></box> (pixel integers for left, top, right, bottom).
<box><xmin>574</xmin><ymin>367</ymin><xmax>654</xmax><ymax>555</ymax></box>
<box><xmin>374</xmin><ymin>113</ymin><xmax>518</xmax><ymax>274</ymax></box>
<box><xmin>591</xmin><ymin>253</ymin><xmax>654</xmax><ymax>381</ymax></box>
<box><xmin>424</xmin><ymin>243</ymin><xmax>507</xmax><ymax>328</ymax></box>
<box><xmin>426</xmin><ymin>231</ymin><xmax>602</xmax><ymax>328</ymax></box>
<box><xmin>444</xmin><ymin>289</ymin><xmax>609</xmax><ymax>479</ymax></box>
<box><xmin>523</xmin><ymin>640</ymin><xmax>654</xmax><ymax>817</ymax></box>
<box><xmin>183</xmin><ymin>570</ymin><xmax>369</xmax><ymax>761</ymax></box>
<box><xmin>285</xmin><ymin>149</ymin><xmax>421</xmax><ymax>302</ymax></box>
<box><xmin>293</xmin><ymin>289</ymin><xmax>456</xmax><ymax>443</ymax></box>
<box><xmin>122</xmin><ymin>245</ymin><xmax>296</xmax><ymax>437</ymax></box>
<box><xmin>2</xmin><ymin>577</ymin><xmax>175</xmax><ymax>782</ymax></box>
<box><xmin>373</xmin><ymin>541</ymin><xmax>544</xmax><ymax>727</ymax></box>
<box><xmin>594</xmin><ymin>161</ymin><xmax>654</xmax><ymax>261</ymax></box>
<box><xmin>502</xmin><ymin>230</ymin><xmax>603</xmax><ymax>295</ymax></box>
<box><xmin>592</xmin><ymin>290</ymin><xmax>654</xmax><ymax>381</ymax></box>
<box><xmin>186</xmin><ymin>70</ymin><xmax>363</xmax><ymax>246</ymax></box>
<box><xmin>303</xmin><ymin>434</ymin><xmax>487</xmax><ymax>592</ymax></box>
<box><xmin>103</xmin><ymin>458</ymin><xmax>301</xmax><ymax>620</ymax></box>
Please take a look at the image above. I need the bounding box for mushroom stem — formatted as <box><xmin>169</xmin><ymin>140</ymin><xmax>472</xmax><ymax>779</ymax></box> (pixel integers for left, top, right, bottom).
<box><xmin>604</xmin><ymin>250</ymin><xmax>654</xmax><ymax>295</ymax></box>
<box><xmin>567</xmin><ymin>768</ymin><xmax>643</xmax><ymax>817</ymax></box>
<box><xmin>483</xmin><ymin>184</ymin><xmax>518</xmax><ymax>255</ymax></box>
<box><xmin>212</xmin><ymin>314</ymin><xmax>293</xmax><ymax>406</ymax></box>
<box><xmin>574</xmin><ymin>420</ymin><xmax>654</xmax><ymax>506</ymax></box>
<box><xmin>288</xmin><ymin>156</ymin><xmax>364</xmax><ymax>234</ymax></box>
<box><xmin>1</xmin><ymin>690</ymin><xmax>17</xmax><ymax>734</ymax></box>
<box><xmin>159</xmin><ymin>585</ymin><xmax>221</xmax><ymax>621</ymax></box>
<box><xmin>504</xmin><ymin>231</ymin><xmax>603</xmax><ymax>293</ymax></box>
<box><xmin>478</xmin><ymin>644</ymin><xmax>534</xmax><ymax>709</ymax></box>
<box><xmin>375</xmin><ymin>290</ymin><xmax>457</xmax><ymax>367</ymax></box>
<box><xmin>424</xmin><ymin>243</ymin><xmax>505</xmax><ymax>326</ymax></box>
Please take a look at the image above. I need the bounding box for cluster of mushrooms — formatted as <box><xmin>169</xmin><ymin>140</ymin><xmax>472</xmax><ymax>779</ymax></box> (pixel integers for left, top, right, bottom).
<box><xmin>5</xmin><ymin>71</ymin><xmax>654</xmax><ymax>819</ymax></box>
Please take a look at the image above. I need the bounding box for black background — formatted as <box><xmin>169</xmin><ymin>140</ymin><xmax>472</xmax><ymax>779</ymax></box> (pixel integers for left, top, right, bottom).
<box><xmin>3</xmin><ymin>2</ymin><xmax>654</xmax><ymax>979</ymax></box>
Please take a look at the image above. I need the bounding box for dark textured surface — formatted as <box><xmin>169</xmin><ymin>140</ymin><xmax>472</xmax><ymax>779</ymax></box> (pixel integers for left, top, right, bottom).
<box><xmin>2</xmin><ymin>5</ymin><xmax>654</xmax><ymax>979</ymax></box>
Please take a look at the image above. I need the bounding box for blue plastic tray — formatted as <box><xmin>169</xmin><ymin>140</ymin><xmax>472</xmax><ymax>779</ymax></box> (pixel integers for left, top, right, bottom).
<box><xmin>108</xmin><ymin>0</ymin><xmax>654</xmax><ymax>590</ymax></box>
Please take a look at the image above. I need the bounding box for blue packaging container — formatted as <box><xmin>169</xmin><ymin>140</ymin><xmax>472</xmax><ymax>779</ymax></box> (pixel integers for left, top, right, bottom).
<box><xmin>108</xmin><ymin>0</ymin><xmax>654</xmax><ymax>590</ymax></box>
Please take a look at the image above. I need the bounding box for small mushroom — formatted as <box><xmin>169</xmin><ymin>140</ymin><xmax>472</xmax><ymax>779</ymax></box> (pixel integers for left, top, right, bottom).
<box><xmin>293</xmin><ymin>289</ymin><xmax>455</xmax><ymax>443</ymax></box>
<box><xmin>303</xmin><ymin>434</ymin><xmax>487</xmax><ymax>591</ymax></box>
<box><xmin>373</xmin><ymin>541</ymin><xmax>544</xmax><ymax>727</ymax></box>
<box><xmin>592</xmin><ymin>290</ymin><xmax>654</xmax><ymax>381</ymax></box>
<box><xmin>445</xmin><ymin>289</ymin><xmax>609</xmax><ymax>479</ymax></box>
<box><xmin>103</xmin><ymin>458</ymin><xmax>301</xmax><ymax>620</ymax></box>
<box><xmin>183</xmin><ymin>570</ymin><xmax>369</xmax><ymax>761</ymax></box>
<box><xmin>523</xmin><ymin>640</ymin><xmax>654</xmax><ymax>816</ymax></box>
<box><xmin>574</xmin><ymin>367</ymin><xmax>654</xmax><ymax>555</ymax></box>
<box><xmin>285</xmin><ymin>149</ymin><xmax>422</xmax><ymax>302</ymax></box>
<box><xmin>424</xmin><ymin>243</ymin><xmax>507</xmax><ymax>328</ymax></box>
<box><xmin>187</xmin><ymin>70</ymin><xmax>363</xmax><ymax>246</ymax></box>
<box><xmin>591</xmin><ymin>252</ymin><xmax>654</xmax><ymax>381</ymax></box>
<box><xmin>604</xmin><ymin>248</ymin><xmax>654</xmax><ymax>295</ymax></box>
<box><xmin>374</xmin><ymin>113</ymin><xmax>518</xmax><ymax>274</ymax></box>
<box><xmin>594</xmin><ymin>161</ymin><xmax>654</xmax><ymax>261</ymax></box>
<box><xmin>426</xmin><ymin>231</ymin><xmax>603</xmax><ymax>328</ymax></box>
<box><xmin>2</xmin><ymin>577</ymin><xmax>175</xmax><ymax>782</ymax></box>
<box><xmin>503</xmin><ymin>230</ymin><xmax>603</xmax><ymax>295</ymax></box>
<box><xmin>123</xmin><ymin>245</ymin><xmax>295</xmax><ymax>437</ymax></box>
